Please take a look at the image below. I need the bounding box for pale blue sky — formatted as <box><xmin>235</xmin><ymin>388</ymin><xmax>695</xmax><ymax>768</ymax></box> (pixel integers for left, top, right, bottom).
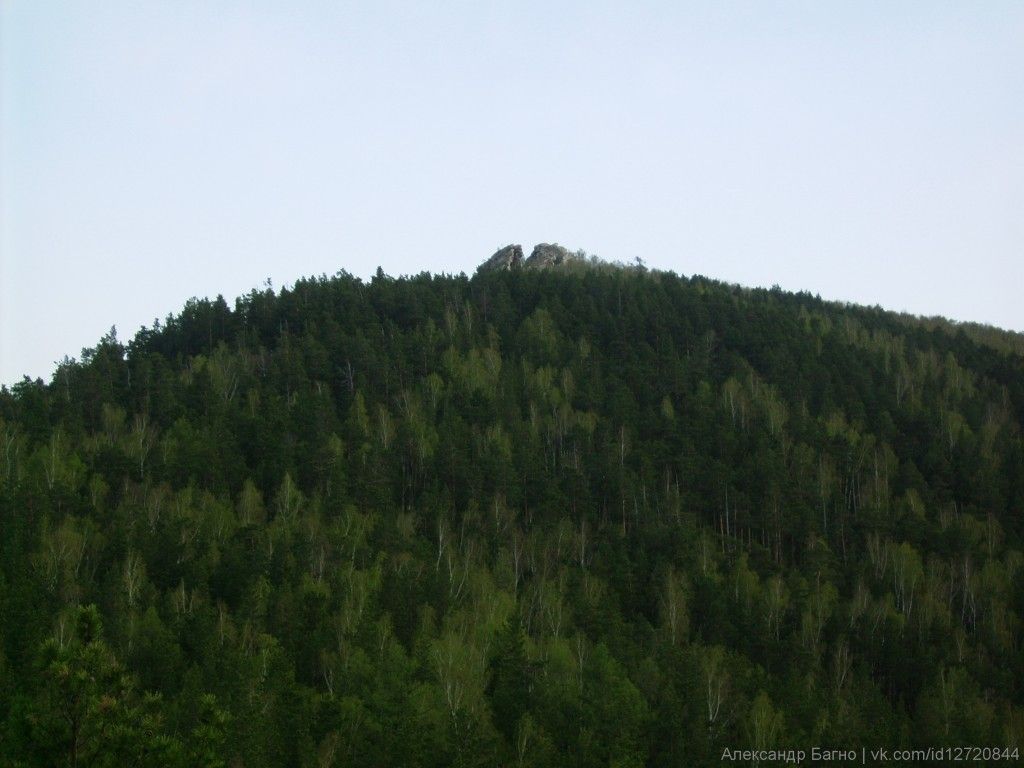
<box><xmin>2</xmin><ymin>1</ymin><xmax>1022</xmax><ymax>384</ymax></box>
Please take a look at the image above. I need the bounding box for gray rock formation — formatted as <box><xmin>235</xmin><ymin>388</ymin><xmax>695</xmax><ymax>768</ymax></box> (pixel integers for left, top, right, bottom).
<box><xmin>478</xmin><ymin>242</ymin><xmax>582</xmax><ymax>273</ymax></box>
<box><xmin>481</xmin><ymin>244</ymin><xmax>524</xmax><ymax>271</ymax></box>
<box><xmin>524</xmin><ymin>243</ymin><xmax>576</xmax><ymax>269</ymax></box>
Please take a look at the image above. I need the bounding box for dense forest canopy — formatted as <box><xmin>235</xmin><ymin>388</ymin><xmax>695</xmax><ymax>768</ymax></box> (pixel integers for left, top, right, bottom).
<box><xmin>1</xmin><ymin>262</ymin><xmax>1023</xmax><ymax>766</ymax></box>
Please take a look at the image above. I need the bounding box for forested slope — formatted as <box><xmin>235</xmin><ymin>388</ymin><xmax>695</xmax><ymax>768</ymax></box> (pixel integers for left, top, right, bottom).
<box><xmin>2</xmin><ymin>264</ymin><xmax>1023</xmax><ymax>766</ymax></box>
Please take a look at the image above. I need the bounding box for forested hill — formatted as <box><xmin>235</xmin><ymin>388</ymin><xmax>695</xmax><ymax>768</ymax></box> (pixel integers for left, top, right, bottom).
<box><xmin>2</xmin><ymin>263</ymin><xmax>1023</xmax><ymax>766</ymax></box>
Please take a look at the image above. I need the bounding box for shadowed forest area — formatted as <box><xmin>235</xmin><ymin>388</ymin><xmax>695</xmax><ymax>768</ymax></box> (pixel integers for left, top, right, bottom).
<box><xmin>1</xmin><ymin>263</ymin><xmax>1023</xmax><ymax>766</ymax></box>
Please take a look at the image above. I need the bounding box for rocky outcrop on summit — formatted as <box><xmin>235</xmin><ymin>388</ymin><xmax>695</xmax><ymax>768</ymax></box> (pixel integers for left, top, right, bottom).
<box><xmin>479</xmin><ymin>242</ymin><xmax>582</xmax><ymax>273</ymax></box>
<box><xmin>524</xmin><ymin>243</ymin><xmax>576</xmax><ymax>269</ymax></box>
<box><xmin>481</xmin><ymin>244</ymin><xmax>524</xmax><ymax>271</ymax></box>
